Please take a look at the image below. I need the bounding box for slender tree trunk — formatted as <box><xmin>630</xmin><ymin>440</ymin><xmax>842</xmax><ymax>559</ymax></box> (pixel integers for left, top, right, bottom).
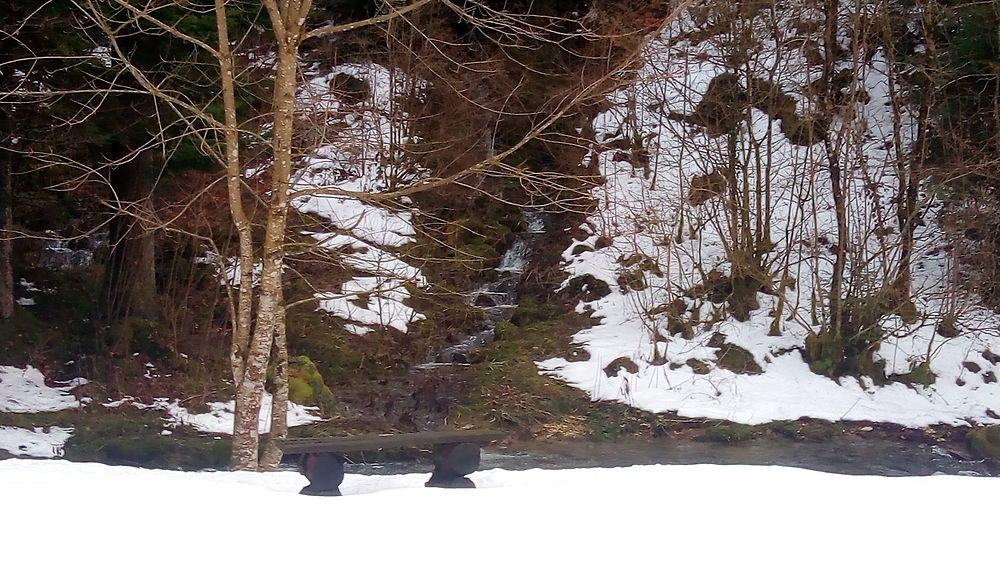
<box><xmin>0</xmin><ymin>117</ymin><xmax>13</xmax><ymax>320</ymax></box>
<box><xmin>822</xmin><ymin>0</ymin><xmax>846</xmax><ymax>336</ymax></box>
<box><xmin>260</xmin><ymin>291</ymin><xmax>289</xmax><ymax>471</ymax></box>
<box><xmin>215</xmin><ymin>0</ymin><xmax>254</xmax><ymax>388</ymax></box>
<box><xmin>231</xmin><ymin>38</ymin><xmax>299</xmax><ymax>471</ymax></box>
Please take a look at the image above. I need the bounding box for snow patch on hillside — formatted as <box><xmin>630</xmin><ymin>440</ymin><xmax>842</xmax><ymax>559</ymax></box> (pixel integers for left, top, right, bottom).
<box><xmin>0</xmin><ymin>365</ymin><xmax>87</xmax><ymax>457</ymax></box>
<box><xmin>0</xmin><ymin>365</ymin><xmax>87</xmax><ymax>413</ymax></box>
<box><xmin>541</xmin><ymin>2</ymin><xmax>1000</xmax><ymax>426</ymax></box>
<box><xmin>0</xmin><ymin>426</ymin><xmax>72</xmax><ymax>458</ymax></box>
<box><xmin>103</xmin><ymin>395</ymin><xmax>322</xmax><ymax>435</ymax></box>
<box><xmin>289</xmin><ymin>62</ymin><xmax>427</xmax><ymax>334</ymax></box>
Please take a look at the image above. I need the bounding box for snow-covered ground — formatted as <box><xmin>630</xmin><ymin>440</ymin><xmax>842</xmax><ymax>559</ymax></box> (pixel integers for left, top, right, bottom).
<box><xmin>540</xmin><ymin>1</ymin><xmax>1000</xmax><ymax>427</ymax></box>
<box><xmin>0</xmin><ymin>366</ymin><xmax>85</xmax><ymax>458</ymax></box>
<box><xmin>0</xmin><ymin>365</ymin><xmax>319</xmax><ymax>457</ymax></box>
<box><xmin>1</xmin><ymin>459</ymin><xmax>995</xmax><ymax>562</ymax></box>
<box><xmin>0</xmin><ymin>365</ymin><xmax>86</xmax><ymax>413</ymax></box>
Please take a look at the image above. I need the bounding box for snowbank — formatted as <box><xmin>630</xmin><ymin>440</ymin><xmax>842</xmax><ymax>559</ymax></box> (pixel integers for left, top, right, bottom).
<box><xmin>0</xmin><ymin>459</ymin><xmax>995</xmax><ymax>562</ymax></box>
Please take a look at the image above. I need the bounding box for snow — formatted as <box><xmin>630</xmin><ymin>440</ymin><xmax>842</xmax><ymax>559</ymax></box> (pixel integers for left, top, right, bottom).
<box><xmin>0</xmin><ymin>459</ymin><xmax>996</xmax><ymax>562</ymax></box>
<box><xmin>0</xmin><ymin>366</ymin><xmax>87</xmax><ymax>457</ymax></box>
<box><xmin>0</xmin><ymin>427</ymin><xmax>71</xmax><ymax>458</ymax></box>
<box><xmin>107</xmin><ymin>395</ymin><xmax>322</xmax><ymax>435</ymax></box>
<box><xmin>540</xmin><ymin>2</ymin><xmax>1000</xmax><ymax>428</ymax></box>
<box><xmin>0</xmin><ymin>364</ymin><xmax>317</xmax><ymax>457</ymax></box>
<box><xmin>0</xmin><ymin>365</ymin><xmax>87</xmax><ymax>413</ymax></box>
<box><xmin>159</xmin><ymin>395</ymin><xmax>321</xmax><ymax>434</ymax></box>
<box><xmin>288</xmin><ymin>62</ymin><xmax>428</xmax><ymax>335</ymax></box>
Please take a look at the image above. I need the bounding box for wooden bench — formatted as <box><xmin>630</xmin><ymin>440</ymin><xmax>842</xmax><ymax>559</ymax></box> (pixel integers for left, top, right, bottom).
<box><xmin>278</xmin><ymin>429</ymin><xmax>506</xmax><ymax>496</ymax></box>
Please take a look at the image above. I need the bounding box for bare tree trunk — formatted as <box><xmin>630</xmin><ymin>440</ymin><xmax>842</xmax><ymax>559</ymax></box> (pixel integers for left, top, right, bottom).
<box><xmin>215</xmin><ymin>0</ymin><xmax>254</xmax><ymax>391</ymax></box>
<box><xmin>260</xmin><ymin>291</ymin><xmax>289</xmax><ymax>471</ymax></box>
<box><xmin>0</xmin><ymin>118</ymin><xmax>13</xmax><ymax>320</ymax></box>
<box><xmin>230</xmin><ymin>35</ymin><xmax>299</xmax><ymax>470</ymax></box>
<box><xmin>822</xmin><ymin>0</ymin><xmax>846</xmax><ymax>336</ymax></box>
<box><xmin>104</xmin><ymin>146</ymin><xmax>157</xmax><ymax>323</ymax></box>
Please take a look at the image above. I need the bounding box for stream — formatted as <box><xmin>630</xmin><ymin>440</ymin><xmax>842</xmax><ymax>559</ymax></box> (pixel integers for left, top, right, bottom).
<box><xmin>337</xmin><ymin>436</ymin><xmax>995</xmax><ymax>478</ymax></box>
<box><xmin>338</xmin><ymin>211</ymin><xmax>996</xmax><ymax>478</ymax></box>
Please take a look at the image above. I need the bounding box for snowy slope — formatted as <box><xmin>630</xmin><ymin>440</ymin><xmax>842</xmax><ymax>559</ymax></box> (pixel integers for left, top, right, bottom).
<box><xmin>540</xmin><ymin>1</ymin><xmax>1000</xmax><ymax>426</ymax></box>
<box><xmin>289</xmin><ymin>63</ymin><xmax>427</xmax><ymax>335</ymax></box>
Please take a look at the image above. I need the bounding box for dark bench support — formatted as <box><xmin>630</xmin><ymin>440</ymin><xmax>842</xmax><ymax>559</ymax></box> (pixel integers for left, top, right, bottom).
<box><xmin>279</xmin><ymin>430</ymin><xmax>504</xmax><ymax>496</ymax></box>
<box><xmin>426</xmin><ymin>442</ymin><xmax>481</xmax><ymax>489</ymax></box>
<box><xmin>298</xmin><ymin>452</ymin><xmax>345</xmax><ymax>496</ymax></box>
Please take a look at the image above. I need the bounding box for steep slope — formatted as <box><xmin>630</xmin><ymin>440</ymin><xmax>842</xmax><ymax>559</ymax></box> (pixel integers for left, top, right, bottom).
<box><xmin>540</xmin><ymin>1</ymin><xmax>1000</xmax><ymax>426</ymax></box>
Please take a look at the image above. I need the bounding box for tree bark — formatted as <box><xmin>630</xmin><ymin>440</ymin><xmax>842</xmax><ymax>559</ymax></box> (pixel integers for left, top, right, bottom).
<box><xmin>230</xmin><ymin>37</ymin><xmax>299</xmax><ymax>471</ymax></box>
<box><xmin>215</xmin><ymin>0</ymin><xmax>255</xmax><ymax>391</ymax></box>
<box><xmin>260</xmin><ymin>291</ymin><xmax>289</xmax><ymax>471</ymax></box>
<box><xmin>104</xmin><ymin>146</ymin><xmax>157</xmax><ymax>323</ymax></box>
<box><xmin>822</xmin><ymin>0</ymin><xmax>846</xmax><ymax>336</ymax></box>
<box><xmin>0</xmin><ymin>116</ymin><xmax>13</xmax><ymax>320</ymax></box>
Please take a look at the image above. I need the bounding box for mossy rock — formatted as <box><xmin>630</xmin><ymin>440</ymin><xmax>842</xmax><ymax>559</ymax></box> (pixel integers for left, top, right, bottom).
<box><xmin>565</xmin><ymin>274</ymin><xmax>611</xmax><ymax>302</ymax></box>
<box><xmin>703</xmin><ymin>423</ymin><xmax>755</xmax><ymax>443</ymax></box>
<box><xmin>564</xmin><ymin>346</ymin><xmax>591</xmax><ymax>362</ymax></box>
<box><xmin>686</xmin><ymin>358</ymin><xmax>712</xmax><ymax>375</ymax></box>
<box><xmin>716</xmin><ymin>342</ymin><xmax>762</xmax><ymax>375</ymax></box>
<box><xmin>901</xmin><ymin>362</ymin><xmax>936</xmax><ymax>387</ymax></box>
<box><xmin>493</xmin><ymin>320</ymin><xmax>518</xmax><ymax>341</ymax></box>
<box><xmin>965</xmin><ymin>426</ymin><xmax>1000</xmax><ymax>460</ymax></box>
<box><xmin>604</xmin><ymin>357</ymin><xmax>639</xmax><ymax>377</ymax></box>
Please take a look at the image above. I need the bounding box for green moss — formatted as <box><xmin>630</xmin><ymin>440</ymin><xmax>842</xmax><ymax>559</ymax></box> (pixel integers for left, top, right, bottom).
<box><xmin>565</xmin><ymin>274</ymin><xmax>611</xmax><ymax>302</ymax></box>
<box><xmin>287</xmin><ymin>356</ymin><xmax>336</xmax><ymax>414</ymax></box>
<box><xmin>287</xmin><ymin>377</ymin><xmax>313</xmax><ymax>405</ymax></box>
<box><xmin>703</xmin><ymin>423</ymin><xmax>755</xmax><ymax>443</ymax></box>
<box><xmin>493</xmin><ymin>320</ymin><xmax>518</xmax><ymax>341</ymax></box>
<box><xmin>965</xmin><ymin>426</ymin><xmax>1000</xmax><ymax>460</ymax></box>
<box><xmin>715</xmin><ymin>342</ymin><xmax>762</xmax><ymax>374</ymax></box>
<box><xmin>510</xmin><ymin>296</ymin><xmax>561</xmax><ymax>326</ymax></box>
<box><xmin>585</xmin><ymin>403</ymin><xmax>653</xmax><ymax>441</ymax></box>
<box><xmin>901</xmin><ymin>362</ymin><xmax>936</xmax><ymax>387</ymax></box>
<box><xmin>766</xmin><ymin>420</ymin><xmax>799</xmax><ymax>439</ymax></box>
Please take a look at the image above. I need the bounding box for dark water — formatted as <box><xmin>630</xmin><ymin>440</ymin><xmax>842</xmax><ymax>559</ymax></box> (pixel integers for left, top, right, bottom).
<box><xmin>337</xmin><ymin>436</ymin><xmax>995</xmax><ymax>478</ymax></box>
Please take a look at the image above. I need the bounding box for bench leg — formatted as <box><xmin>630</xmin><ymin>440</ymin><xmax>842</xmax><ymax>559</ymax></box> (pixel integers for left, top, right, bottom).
<box><xmin>299</xmin><ymin>452</ymin><xmax>345</xmax><ymax>496</ymax></box>
<box><xmin>425</xmin><ymin>442</ymin><xmax>480</xmax><ymax>489</ymax></box>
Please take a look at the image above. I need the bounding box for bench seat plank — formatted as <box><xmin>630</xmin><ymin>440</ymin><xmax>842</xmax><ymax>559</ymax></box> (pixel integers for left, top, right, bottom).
<box><xmin>277</xmin><ymin>429</ymin><xmax>505</xmax><ymax>454</ymax></box>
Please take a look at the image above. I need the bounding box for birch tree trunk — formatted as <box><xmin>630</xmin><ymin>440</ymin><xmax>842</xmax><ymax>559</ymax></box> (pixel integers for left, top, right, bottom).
<box><xmin>215</xmin><ymin>0</ymin><xmax>255</xmax><ymax>392</ymax></box>
<box><xmin>260</xmin><ymin>291</ymin><xmax>289</xmax><ymax>471</ymax></box>
<box><xmin>230</xmin><ymin>2</ymin><xmax>305</xmax><ymax>469</ymax></box>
